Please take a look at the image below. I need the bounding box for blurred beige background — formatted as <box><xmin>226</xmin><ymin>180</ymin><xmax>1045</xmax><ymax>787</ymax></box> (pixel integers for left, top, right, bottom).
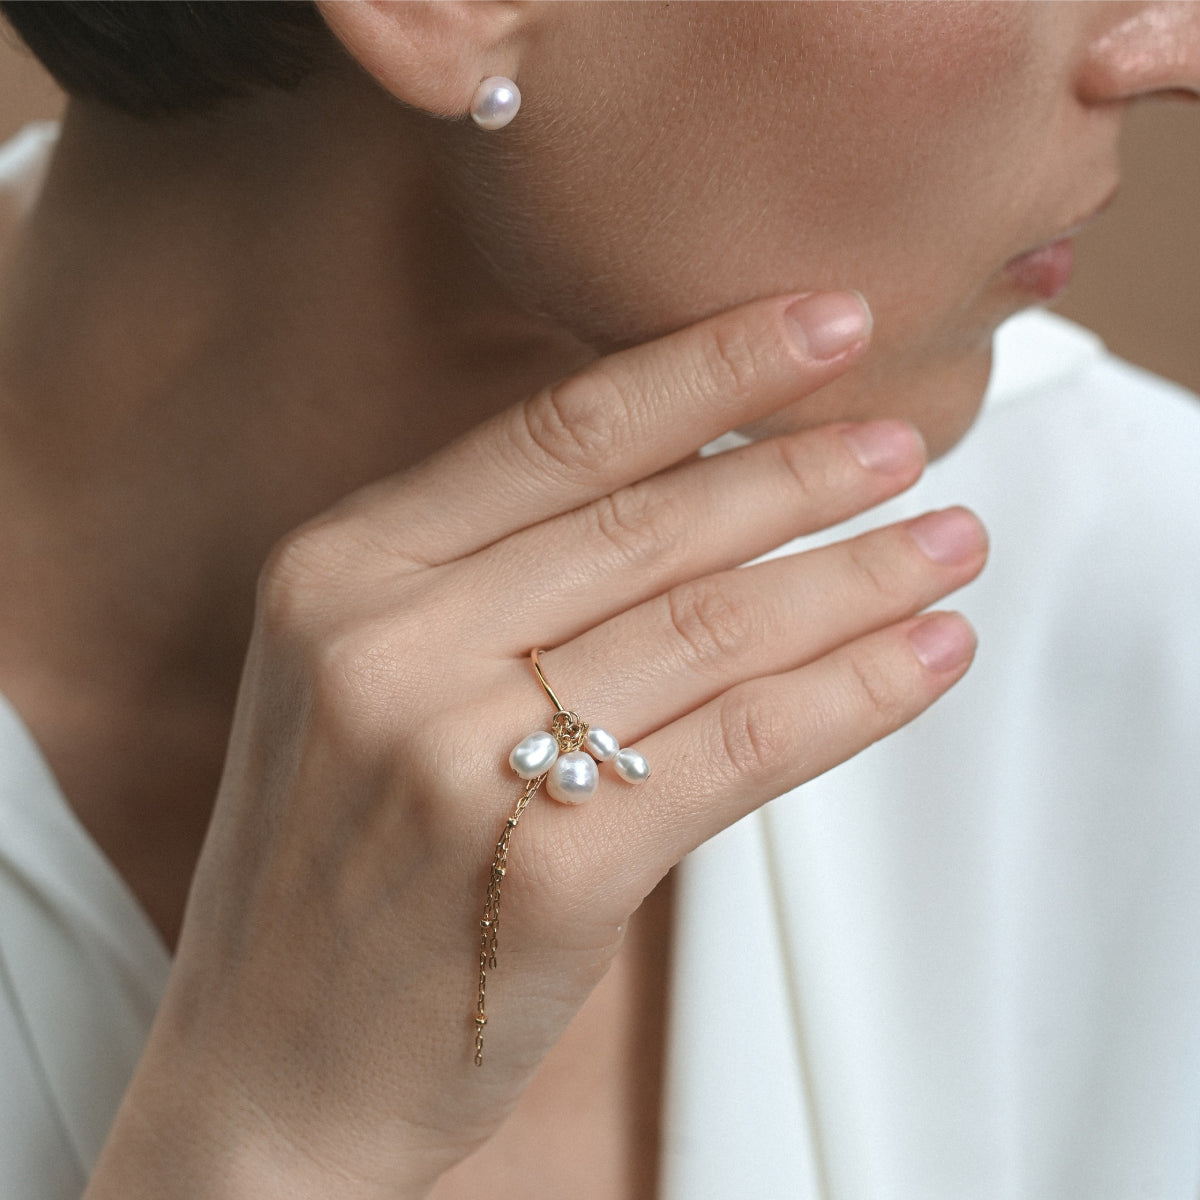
<box><xmin>1</xmin><ymin>25</ymin><xmax>1198</xmax><ymax>394</ymax></box>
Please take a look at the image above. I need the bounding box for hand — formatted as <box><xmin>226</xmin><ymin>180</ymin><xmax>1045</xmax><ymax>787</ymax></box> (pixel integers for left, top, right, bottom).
<box><xmin>85</xmin><ymin>292</ymin><xmax>986</xmax><ymax>1198</ymax></box>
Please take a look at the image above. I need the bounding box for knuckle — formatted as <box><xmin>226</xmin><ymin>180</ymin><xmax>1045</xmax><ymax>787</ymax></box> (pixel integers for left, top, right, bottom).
<box><xmin>257</xmin><ymin>514</ymin><xmax>395</xmax><ymax>637</ymax></box>
<box><xmin>702</xmin><ymin>319</ymin><xmax>762</xmax><ymax>403</ymax></box>
<box><xmin>519</xmin><ymin>371</ymin><xmax>627</xmax><ymax>477</ymax></box>
<box><xmin>588</xmin><ymin>483</ymin><xmax>680</xmax><ymax>565</ymax></box>
<box><xmin>845</xmin><ymin>644</ymin><xmax>908</xmax><ymax>726</ymax></box>
<box><xmin>666</xmin><ymin>576</ymin><xmax>757</xmax><ymax>670</ymax></box>
<box><xmin>257</xmin><ymin>520</ymin><xmax>344</xmax><ymax>635</ymax></box>
<box><xmin>844</xmin><ymin>536</ymin><xmax>905</xmax><ymax>606</ymax></box>
<box><xmin>715</xmin><ymin>685</ymin><xmax>790</xmax><ymax>781</ymax></box>
<box><xmin>772</xmin><ymin>434</ymin><xmax>825</xmax><ymax>507</ymax></box>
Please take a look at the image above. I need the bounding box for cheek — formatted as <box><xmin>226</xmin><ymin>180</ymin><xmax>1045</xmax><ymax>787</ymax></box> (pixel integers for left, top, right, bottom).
<box><xmin>445</xmin><ymin>1</ymin><xmax>1046</xmax><ymax>363</ymax></box>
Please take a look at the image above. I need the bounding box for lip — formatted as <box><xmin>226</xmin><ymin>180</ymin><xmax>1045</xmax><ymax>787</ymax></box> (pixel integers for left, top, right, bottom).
<box><xmin>1004</xmin><ymin>238</ymin><xmax>1075</xmax><ymax>302</ymax></box>
<box><xmin>1002</xmin><ymin>184</ymin><xmax>1119</xmax><ymax>301</ymax></box>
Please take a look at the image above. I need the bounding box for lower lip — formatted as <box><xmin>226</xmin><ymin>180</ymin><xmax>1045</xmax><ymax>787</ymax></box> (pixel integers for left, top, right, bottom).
<box><xmin>1004</xmin><ymin>238</ymin><xmax>1075</xmax><ymax>301</ymax></box>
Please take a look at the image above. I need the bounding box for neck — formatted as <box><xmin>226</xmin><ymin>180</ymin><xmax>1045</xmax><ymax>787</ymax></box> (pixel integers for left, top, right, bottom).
<box><xmin>0</xmin><ymin>74</ymin><xmax>590</xmax><ymax>944</ymax></box>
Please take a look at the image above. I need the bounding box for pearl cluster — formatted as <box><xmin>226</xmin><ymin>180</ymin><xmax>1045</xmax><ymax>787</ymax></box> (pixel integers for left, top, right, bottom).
<box><xmin>508</xmin><ymin>723</ymin><xmax>650</xmax><ymax>804</ymax></box>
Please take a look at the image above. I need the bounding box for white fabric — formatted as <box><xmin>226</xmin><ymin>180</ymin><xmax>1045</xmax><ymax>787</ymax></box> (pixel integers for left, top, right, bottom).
<box><xmin>0</xmin><ymin>693</ymin><xmax>170</xmax><ymax>1199</ymax></box>
<box><xmin>3</xmin><ymin>125</ymin><xmax>1200</xmax><ymax>1198</ymax></box>
<box><xmin>0</xmin><ymin>122</ymin><xmax>57</xmax><ymax>219</ymax></box>
<box><xmin>661</xmin><ymin>315</ymin><xmax>1200</xmax><ymax>1200</ymax></box>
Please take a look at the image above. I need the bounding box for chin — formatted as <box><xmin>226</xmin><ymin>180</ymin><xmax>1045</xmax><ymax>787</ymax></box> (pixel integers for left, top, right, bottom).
<box><xmin>737</xmin><ymin>334</ymin><xmax>997</xmax><ymax>461</ymax></box>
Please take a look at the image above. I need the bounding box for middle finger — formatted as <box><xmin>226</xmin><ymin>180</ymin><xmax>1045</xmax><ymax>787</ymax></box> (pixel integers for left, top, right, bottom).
<box><xmin>475</xmin><ymin>418</ymin><xmax>928</xmax><ymax>649</ymax></box>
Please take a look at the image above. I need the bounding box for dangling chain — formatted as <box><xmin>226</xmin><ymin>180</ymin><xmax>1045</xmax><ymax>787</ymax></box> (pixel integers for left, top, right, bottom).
<box><xmin>474</xmin><ymin>710</ymin><xmax>586</xmax><ymax>1066</ymax></box>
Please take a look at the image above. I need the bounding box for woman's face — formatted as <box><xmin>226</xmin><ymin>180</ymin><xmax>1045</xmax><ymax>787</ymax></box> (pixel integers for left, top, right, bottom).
<box><xmin>438</xmin><ymin>1</ymin><xmax>1199</xmax><ymax>455</ymax></box>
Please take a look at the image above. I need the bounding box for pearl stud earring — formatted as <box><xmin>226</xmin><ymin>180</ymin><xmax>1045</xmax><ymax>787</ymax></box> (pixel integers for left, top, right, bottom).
<box><xmin>470</xmin><ymin>76</ymin><xmax>521</xmax><ymax>131</ymax></box>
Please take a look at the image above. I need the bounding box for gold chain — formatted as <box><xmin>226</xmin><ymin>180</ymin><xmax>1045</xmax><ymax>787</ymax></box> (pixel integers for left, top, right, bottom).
<box><xmin>474</xmin><ymin>706</ymin><xmax>587</xmax><ymax>1066</ymax></box>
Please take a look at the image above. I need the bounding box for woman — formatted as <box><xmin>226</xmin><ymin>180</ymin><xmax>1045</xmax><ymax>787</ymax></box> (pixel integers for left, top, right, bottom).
<box><xmin>0</xmin><ymin>2</ymin><xmax>1198</xmax><ymax>1196</ymax></box>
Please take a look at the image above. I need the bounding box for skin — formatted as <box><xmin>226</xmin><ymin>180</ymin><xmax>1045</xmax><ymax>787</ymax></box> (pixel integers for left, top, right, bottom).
<box><xmin>0</xmin><ymin>2</ymin><xmax>1193</xmax><ymax>1196</ymax></box>
<box><xmin>418</xmin><ymin>0</ymin><xmax>1146</xmax><ymax>454</ymax></box>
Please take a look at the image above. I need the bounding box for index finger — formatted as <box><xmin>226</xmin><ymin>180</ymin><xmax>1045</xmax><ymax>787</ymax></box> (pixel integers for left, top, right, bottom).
<box><xmin>349</xmin><ymin>291</ymin><xmax>872</xmax><ymax>565</ymax></box>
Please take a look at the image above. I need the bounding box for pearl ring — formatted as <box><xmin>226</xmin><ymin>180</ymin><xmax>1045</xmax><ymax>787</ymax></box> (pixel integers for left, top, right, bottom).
<box><xmin>508</xmin><ymin>649</ymin><xmax>650</xmax><ymax>802</ymax></box>
<box><xmin>474</xmin><ymin>648</ymin><xmax>650</xmax><ymax>1066</ymax></box>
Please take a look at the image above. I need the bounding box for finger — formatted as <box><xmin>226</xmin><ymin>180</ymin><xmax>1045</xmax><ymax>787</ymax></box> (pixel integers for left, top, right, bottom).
<box><xmin>532</xmin><ymin>506</ymin><xmax>987</xmax><ymax>738</ymax></box>
<box><xmin>551</xmin><ymin>612</ymin><xmax>977</xmax><ymax>890</ymax></box>
<box><xmin>476</xmin><ymin>418</ymin><xmax>926</xmax><ymax>649</ymax></box>
<box><xmin>345</xmin><ymin>292</ymin><xmax>872</xmax><ymax>566</ymax></box>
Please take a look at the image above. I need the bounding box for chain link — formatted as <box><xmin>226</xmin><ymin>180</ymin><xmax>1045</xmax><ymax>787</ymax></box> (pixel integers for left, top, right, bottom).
<box><xmin>473</xmin><ymin>711</ymin><xmax>588</xmax><ymax>1066</ymax></box>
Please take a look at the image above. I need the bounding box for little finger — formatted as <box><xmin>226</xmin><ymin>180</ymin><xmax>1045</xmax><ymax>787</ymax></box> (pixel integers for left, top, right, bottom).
<box><xmin>567</xmin><ymin>612</ymin><xmax>978</xmax><ymax>884</ymax></box>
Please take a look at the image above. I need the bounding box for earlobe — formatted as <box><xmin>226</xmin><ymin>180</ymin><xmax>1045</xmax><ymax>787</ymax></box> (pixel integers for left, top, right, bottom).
<box><xmin>315</xmin><ymin>0</ymin><xmax>528</xmax><ymax>119</ymax></box>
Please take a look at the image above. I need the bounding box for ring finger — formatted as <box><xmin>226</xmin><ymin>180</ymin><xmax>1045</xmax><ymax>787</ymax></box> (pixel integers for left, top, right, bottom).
<box><xmin>530</xmin><ymin>505</ymin><xmax>987</xmax><ymax>746</ymax></box>
<box><xmin>505</xmin><ymin>609</ymin><xmax>978</xmax><ymax>912</ymax></box>
<box><xmin>474</xmin><ymin>418</ymin><xmax>928</xmax><ymax>650</ymax></box>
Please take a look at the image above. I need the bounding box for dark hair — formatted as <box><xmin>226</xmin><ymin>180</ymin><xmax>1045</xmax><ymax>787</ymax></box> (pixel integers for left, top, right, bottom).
<box><xmin>0</xmin><ymin>1</ymin><xmax>336</xmax><ymax>118</ymax></box>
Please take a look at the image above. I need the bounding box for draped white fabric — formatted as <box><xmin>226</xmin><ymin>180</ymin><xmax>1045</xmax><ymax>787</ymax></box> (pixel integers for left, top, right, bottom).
<box><xmin>661</xmin><ymin>314</ymin><xmax>1200</xmax><ymax>1199</ymax></box>
<box><xmin>0</xmin><ymin>692</ymin><xmax>169</xmax><ymax>1198</ymax></box>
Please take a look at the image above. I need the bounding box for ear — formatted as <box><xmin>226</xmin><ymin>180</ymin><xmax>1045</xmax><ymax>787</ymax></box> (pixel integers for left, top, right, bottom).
<box><xmin>315</xmin><ymin>1</ymin><xmax>531</xmax><ymax>118</ymax></box>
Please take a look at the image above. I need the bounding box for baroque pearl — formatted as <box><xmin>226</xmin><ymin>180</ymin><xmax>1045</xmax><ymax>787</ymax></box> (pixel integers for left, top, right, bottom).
<box><xmin>470</xmin><ymin>76</ymin><xmax>521</xmax><ymax>131</ymax></box>
<box><xmin>613</xmin><ymin>747</ymin><xmax>651</xmax><ymax>784</ymax></box>
<box><xmin>584</xmin><ymin>726</ymin><xmax>620</xmax><ymax>762</ymax></box>
<box><xmin>546</xmin><ymin>751</ymin><xmax>599</xmax><ymax>804</ymax></box>
<box><xmin>509</xmin><ymin>730</ymin><xmax>559</xmax><ymax>779</ymax></box>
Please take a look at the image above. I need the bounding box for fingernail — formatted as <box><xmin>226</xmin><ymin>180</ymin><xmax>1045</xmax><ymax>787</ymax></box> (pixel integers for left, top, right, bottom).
<box><xmin>784</xmin><ymin>291</ymin><xmax>872</xmax><ymax>361</ymax></box>
<box><xmin>841</xmin><ymin>420</ymin><xmax>924</xmax><ymax>472</ymax></box>
<box><xmin>909</xmin><ymin>613</ymin><xmax>977</xmax><ymax>672</ymax></box>
<box><xmin>907</xmin><ymin>508</ymin><xmax>987</xmax><ymax>566</ymax></box>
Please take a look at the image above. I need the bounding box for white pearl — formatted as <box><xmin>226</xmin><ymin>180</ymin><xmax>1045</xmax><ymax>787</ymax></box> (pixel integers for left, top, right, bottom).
<box><xmin>509</xmin><ymin>730</ymin><xmax>558</xmax><ymax>779</ymax></box>
<box><xmin>613</xmin><ymin>747</ymin><xmax>650</xmax><ymax>784</ymax></box>
<box><xmin>584</xmin><ymin>726</ymin><xmax>620</xmax><ymax>762</ymax></box>
<box><xmin>546</xmin><ymin>750</ymin><xmax>599</xmax><ymax>804</ymax></box>
<box><xmin>470</xmin><ymin>76</ymin><xmax>521</xmax><ymax>131</ymax></box>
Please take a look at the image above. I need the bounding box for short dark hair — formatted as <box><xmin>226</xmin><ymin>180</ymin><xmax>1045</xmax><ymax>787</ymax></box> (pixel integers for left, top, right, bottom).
<box><xmin>0</xmin><ymin>1</ymin><xmax>335</xmax><ymax>118</ymax></box>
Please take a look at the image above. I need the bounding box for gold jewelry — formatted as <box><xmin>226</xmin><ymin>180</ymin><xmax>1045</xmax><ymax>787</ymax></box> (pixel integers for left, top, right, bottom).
<box><xmin>473</xmin><ymin>649</ymin><xmax>650</xmax><ymax>1066</ymax></box>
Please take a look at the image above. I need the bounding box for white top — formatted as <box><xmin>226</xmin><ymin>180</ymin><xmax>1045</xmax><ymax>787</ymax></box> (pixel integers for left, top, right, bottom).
<box><xmin>3</xmin><ymin>125</ymin><xmax>1200</xmax><ymax>1199</ymax></box>
<box><xmin>0</xmin><ymin>694</ymin><xmax>169</xmax><ymax>1199</ymax></box>
<box><xmin>662</xmin><ymin>318</ymin><xmax>1200</xmax><ymax>1199</ymax></box>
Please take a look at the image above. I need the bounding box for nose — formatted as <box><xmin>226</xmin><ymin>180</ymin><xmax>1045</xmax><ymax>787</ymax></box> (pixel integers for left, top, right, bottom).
<box><xmin>1077</xmin><ymin>1</ymin><xmax>1200</xmax><ymax>103</ymax></box>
